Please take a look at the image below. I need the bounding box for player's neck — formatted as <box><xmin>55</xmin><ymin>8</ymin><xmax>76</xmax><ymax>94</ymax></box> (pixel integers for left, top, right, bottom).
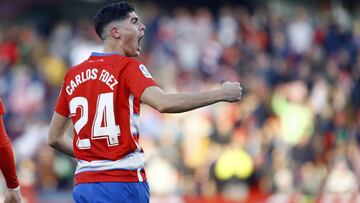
<box><xmin>103</xmin><ymin>39</ymin><xmax>126</xmax><ymax>56</ymax></box>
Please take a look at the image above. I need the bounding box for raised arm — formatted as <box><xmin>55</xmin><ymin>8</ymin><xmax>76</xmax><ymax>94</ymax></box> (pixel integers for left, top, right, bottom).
<box><xmin>141</xmin><ymin>81</ymin><xmax>242</xmax><ymax>113</ymax></box>
<box><xmin>48</xmin><ymin>112</ymin><xmax>74</xmax><ymax>158</ymax></box>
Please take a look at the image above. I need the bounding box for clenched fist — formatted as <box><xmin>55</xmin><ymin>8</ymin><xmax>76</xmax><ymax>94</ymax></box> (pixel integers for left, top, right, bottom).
<box><xmin>221</xmin><ymin>81</ymin><xmax>242</xmax><ymax>102</ymax></box>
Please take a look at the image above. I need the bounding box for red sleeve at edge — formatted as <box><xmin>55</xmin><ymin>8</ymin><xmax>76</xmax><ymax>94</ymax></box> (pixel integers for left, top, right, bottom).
<box><xmin>0</xmin><ymin>141</ymin><xmax>20</xmax><ymax>189</ymax></box>
<box><xmin>0</xmin><ymin>117</ymin><xmax>19</xmax><ymax>189</ymax></box>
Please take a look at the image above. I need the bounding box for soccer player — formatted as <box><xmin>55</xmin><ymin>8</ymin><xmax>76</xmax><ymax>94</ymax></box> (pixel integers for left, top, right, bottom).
<box><xmin>0</xmin><ymin>100</ymin><xmax>21</xmax><ymax>203</ymax></box>
<box><xmin>48</xmin><ymin>2</ymin><xmax>242</xmax><ymax>202</ymax></box>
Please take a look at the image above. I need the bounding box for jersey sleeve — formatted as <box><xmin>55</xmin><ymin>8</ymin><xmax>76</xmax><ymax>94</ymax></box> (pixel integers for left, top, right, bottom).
<box><xmin>0</xmin><ymin>105</ymin><xmax>20</xmax><ymax>189</ymax></box>
<box><xmin>0</xmin><ymin>100</ymin><xmax>5</xmax><ymax>115</ymax></box>
<box><xmin>54</xmin><ymin>78</ymin><xmax>70</xmax><ymax>117</ymax></box>
<box><xmin>125</xmin><ymin>61</ymin><xmax>158</xmax><ymax>99</ymax></box>
<box><xmin>0</xmin><ymin>140</ymin><xmax>20</xmax><ymax>189</ymax></box>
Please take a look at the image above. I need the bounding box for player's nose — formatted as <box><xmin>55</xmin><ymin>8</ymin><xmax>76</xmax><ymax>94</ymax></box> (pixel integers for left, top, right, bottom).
<box><xmin>139</xmin><ymin>22</ymin><xmax>145</xmax><ymax>31</ymax></box>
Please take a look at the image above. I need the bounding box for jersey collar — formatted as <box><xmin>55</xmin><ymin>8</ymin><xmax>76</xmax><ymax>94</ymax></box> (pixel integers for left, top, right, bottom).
<box><xmin>90</xmin><ymin>52</ymin><xmax>124</xmax><ymax>56</ymax></box>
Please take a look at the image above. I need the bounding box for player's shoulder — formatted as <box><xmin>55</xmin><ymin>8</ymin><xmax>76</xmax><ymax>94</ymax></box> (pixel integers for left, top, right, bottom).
<box><xmin>121</xmin><ymin>56</ymin><xmax>143</xmax><ymax>67</ymax></box>
<box><xmin>122</xmin><ymin>58</ymin><xmax>153</xmax><ymax>79</ymax></box>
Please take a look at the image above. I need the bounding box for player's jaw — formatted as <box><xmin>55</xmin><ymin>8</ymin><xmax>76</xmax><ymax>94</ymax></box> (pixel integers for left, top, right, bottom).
<box><xmin>126</xmin><ymin>31</ymin><xmax>144</xmax><ymax>57</ymax></box>
<box><xmin>136</xmin><ymin>33</ymin><xmax>144</xmax><ymax>54</ymax></box>
<box><xmin>117</xmin><ymin>31</ymin><xmax>140</xmax><ymax>57</ymax></box>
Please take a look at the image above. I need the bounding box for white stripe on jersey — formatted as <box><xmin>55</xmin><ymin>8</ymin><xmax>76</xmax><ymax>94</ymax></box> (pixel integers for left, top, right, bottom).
<box><xmin>137</xmin><ymin>168</ymin><xmax>143</xmax><ymax>182</ymax></box>
<box><xmin>129</xmin><ymin>94</ymin><xmax>141</xmax><ymax>151</ymax></box>
<box><xmin>75</xmin><ymin>151</ymin><xmax>145</xmax><ymax>174</ymax></box>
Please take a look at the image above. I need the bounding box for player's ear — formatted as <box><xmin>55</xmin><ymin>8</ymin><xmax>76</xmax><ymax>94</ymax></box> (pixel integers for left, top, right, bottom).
<box><xmin>111</xmin><ymin>27</ymin><xmax>121</xmax><ymax>39</ymax></box>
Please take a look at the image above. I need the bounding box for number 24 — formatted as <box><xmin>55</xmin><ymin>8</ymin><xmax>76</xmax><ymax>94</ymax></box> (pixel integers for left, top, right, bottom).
<box><xmin>70</xmin><ymin>92</ymin><xmax>120</xmax><ymax>149</ymax></box>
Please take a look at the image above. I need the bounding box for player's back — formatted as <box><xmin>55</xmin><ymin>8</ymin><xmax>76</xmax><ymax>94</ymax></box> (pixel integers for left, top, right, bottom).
<box><xmin>55</xmin><ymin>52</ymin><xmax>157</xmax><ymax>184</ymax></box>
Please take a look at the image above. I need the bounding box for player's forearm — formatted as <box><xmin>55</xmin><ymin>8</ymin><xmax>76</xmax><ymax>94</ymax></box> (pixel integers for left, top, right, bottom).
<box><xmin>142</xmin><ymin>82</ymin><xmax>242</xmax><ymax>113</ymax></box>
<box><xmin>158</xmin><ymin>90</ymin><xmax>225</xmax><ymax>113</ymax></box>
<box><xmin>49</xmin><ymin>136</ymin><xmax>74</xmax><ymax>158</ymax></box>
<box><xmin>48</xmin><ymin>113</ymin><xmax>74</xmax><ymax>158</ymax></box>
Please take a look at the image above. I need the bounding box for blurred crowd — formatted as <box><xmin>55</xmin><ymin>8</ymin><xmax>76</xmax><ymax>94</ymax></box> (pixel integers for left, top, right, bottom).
<box><xmin>0</xmin><ymin>1</ymin><xmax>360</xmax><ymax>203</ymax></box>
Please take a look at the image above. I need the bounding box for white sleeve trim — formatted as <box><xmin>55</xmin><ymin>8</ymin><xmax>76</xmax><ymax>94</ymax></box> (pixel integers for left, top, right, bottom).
<box><xmin>8</xmin><ymin>186</ymin><xmax>20</xmax><ymax>192</ymax></box>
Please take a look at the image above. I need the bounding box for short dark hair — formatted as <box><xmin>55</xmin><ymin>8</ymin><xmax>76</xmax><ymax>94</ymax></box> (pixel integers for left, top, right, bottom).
<box><xmin>94</xmin><ymin>1</ymin><xmax>135</xmax><ymax>40</ymax></box>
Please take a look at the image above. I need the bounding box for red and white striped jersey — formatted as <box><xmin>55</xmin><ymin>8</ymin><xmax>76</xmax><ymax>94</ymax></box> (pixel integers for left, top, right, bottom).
<box><xmin>55</xmin><ymin>52</ymin><xmax>157</xmax><ymax>184</ymax></box>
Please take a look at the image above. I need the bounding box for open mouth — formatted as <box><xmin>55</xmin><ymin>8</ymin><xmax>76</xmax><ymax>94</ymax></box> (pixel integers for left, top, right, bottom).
<box><xmin>138</xmin><ymin>35</ymin><xmax>143</xmax><ymax>45</ymax></box>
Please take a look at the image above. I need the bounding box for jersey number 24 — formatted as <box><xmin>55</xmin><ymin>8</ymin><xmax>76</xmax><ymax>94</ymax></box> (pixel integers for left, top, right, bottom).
<box><xmin>69</xmin><ymin>92</ymin><xmax>120</xmax><ymax>149</ymax></box>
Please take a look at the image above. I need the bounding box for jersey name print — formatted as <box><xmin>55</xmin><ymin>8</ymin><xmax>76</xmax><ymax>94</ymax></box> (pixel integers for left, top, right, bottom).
<box><xmin>65</xmin><ymin>68</ymin><xmax>119</xmax><ymax>95</ymax></box>
<box><xmin>55</xmin><ymin>52</ymin><xmax>157</xmax><ymax>184</ymax></box>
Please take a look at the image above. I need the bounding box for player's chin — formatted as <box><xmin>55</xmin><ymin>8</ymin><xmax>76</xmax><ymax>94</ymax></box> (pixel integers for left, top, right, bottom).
<box><xmin>126</xmin><ymin>50</ymin><xmax>140</xmax><ymax>57</ymax></box>
<box><xmin>133</xmin><ymin>48</ymin><xmax>141</xmax><ymax>57</ymax></box>
<box><xmin>135</xmin><ymin>50</ymin><xmax>141</xmax><ymax>56</ymax></box>
<box><xmin>129</xmin><ymin>48</ymin><xmax>141</xmax><ymax>57</ymax></box>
